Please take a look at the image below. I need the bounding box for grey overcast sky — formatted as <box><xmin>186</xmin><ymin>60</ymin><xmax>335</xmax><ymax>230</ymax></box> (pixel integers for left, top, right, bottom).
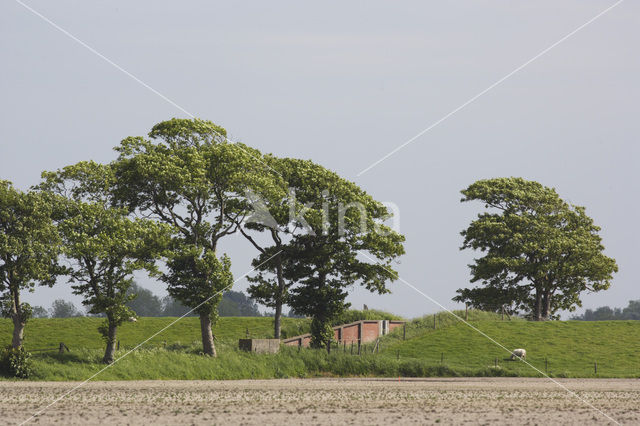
<box><xmin>1</xmin><ymin>1</ymin><xmax>638</xmax><ymax>318</ymax></box>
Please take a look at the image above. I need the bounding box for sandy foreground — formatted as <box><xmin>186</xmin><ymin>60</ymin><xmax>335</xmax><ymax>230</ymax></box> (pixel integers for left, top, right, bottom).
<box><xmin>1</xmin><ymin>378</ymin><xmax>639</xmax><ymax>425</ymax></box>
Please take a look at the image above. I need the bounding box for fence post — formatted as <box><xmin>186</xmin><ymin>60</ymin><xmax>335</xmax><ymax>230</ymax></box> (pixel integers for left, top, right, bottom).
<box><xmin>351</xmin><ymin>341</ymin><xmax>354</xmax><ymax>355</ymax></box>
<box><xmin>403</xmin><ymin>323</ymin><xmax>406</xmax><ymax>340</ymax></box>
<box><xmin>358</xmin><ymin>340</ymin><xmax>361</xmax><ymax>356</ymax></box>
<box><xmin>327</xmin><ymin>341</ymin><xmax>331</xmax><ymax>354</ymax></box>
<box><xmin>594</xmin><ymin>361</ymin><xmax>597</xmax><ymax>375</ymax></box>
<box><xmin>441</xmin><ymin>352</ymin><xmax>444</xmax><ymax>364</ymax></box>
<box><xmin>465</xmin><ymin>304</ymin><xmax>469</xmax><ymax>321</ymax></box>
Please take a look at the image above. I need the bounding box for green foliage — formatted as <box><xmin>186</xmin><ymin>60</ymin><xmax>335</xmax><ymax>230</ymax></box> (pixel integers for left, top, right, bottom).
<box><xmin>246</xmin><ymin>158</ymin><xmax>405</xmax><ymax>347</ymax></box>
<box><xmin>0</xmin><ymin>346</ymin><xmax>33</xmax><ymax>378</ymax></box>
<box><xmin>309</xmin><ymin>318</ymin><xmax>335</xmax><ymax>348</ymax></box>
<box><xmin>126</xmin><ymin>283</ymin><xmax>163</xmax><ymax>317</ymax></box>
<box><xmin>0</xmin><ymin>296</ymin><xmax>32</xmax><ymax>322</ymax></box>
<box><xmin>31</xmin><ymin>306</ymin><xmax>48</xmax><ymax>319</ymax></box>
<box><xmin>456</xmin><ymin>177</ymin><xmax>618</xmax><ymax>320</ymax></box>
<box><xmin>162</xmin><ymin>247</ymin><xmax>232</xmax><ymax>324</ymax></box>
<box><xmin>217</xmin><ymin>291</ymin><xmax>262</xmax><ymax>317</ymax></box>
<box><xmin>49</xmin><ymin>299</ymin><xmax>82</xmax><ymax>318</ymax></box>
<box><xmin>331</xmin><ymin>309</ymin><xmax>403</xmax><ymax>326</ymax></box>
<box><xmin>59</xmin><ymin>202</ymin><xmax>167</xmax><ymax>325</ymax></box>
<box><xmin>572</xmin><ymin>299</ymin><xmax>640</xmax><ymax>321</ymax></box>
<box><xmin>0</xmin><ymin>181</ymin><xmax>63</xmax><ymax>348</ymax></box>
<box><xmin>112</xmin><ymin>118</ymin><xmax>282</xmax><ymax>354</ymax></box>
<box><xmin>40</xmin><ymin>162</ymin><xmax>170</xmax><ymax>362</ymax></box>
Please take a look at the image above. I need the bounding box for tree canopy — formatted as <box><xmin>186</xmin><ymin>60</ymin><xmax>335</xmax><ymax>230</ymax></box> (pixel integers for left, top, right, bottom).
<box><xmin>454</xmin><ymin>177</ymin><xmax>618</xmax><ymax>320</ymax></box>
<box><xmin>112</xmin><ymin>118</ymin><xmax>281</xmax><ymax>356</ymax></box>
<box><xmin>40</xmin><ymin>162</ymin><xmax>169</xmax><ymax>363</ymax></box>
<box><xmin>246</xmin><ymin>158</ymin><xmax>405</xmax><ymax>347</ymax></box>
<box><xmin>0</xmin><ymin>181</ymin><xmax>62</xmax><ymax>348</ymax></box>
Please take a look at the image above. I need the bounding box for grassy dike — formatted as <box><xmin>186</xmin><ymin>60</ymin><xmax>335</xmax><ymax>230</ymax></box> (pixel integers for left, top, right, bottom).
<box><xmin>2</xmin><ymin>313</ymin><xmax>639</xmax><ymax>380</ymax></box>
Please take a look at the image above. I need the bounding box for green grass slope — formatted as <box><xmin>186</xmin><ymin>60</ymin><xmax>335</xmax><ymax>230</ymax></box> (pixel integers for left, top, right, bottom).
<box><xmin>2</xmin><ymin>312</ymin><xmax>639</xmax><ymax>380</ymax></box>
<box><xmin>379</xmin><ymin>312</ymin><xmax>640</xmax><ymax>377</ymax></box>
<box><xmin>0</xmin><ymin>316</ymin><xmax>309</xmax><ymax>353</ymax></box>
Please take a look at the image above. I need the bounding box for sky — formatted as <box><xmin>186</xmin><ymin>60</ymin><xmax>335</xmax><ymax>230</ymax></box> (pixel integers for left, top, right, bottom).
<box><xmin>1</xmin><ymin>1</ymin><xmax>638</xmax><ymax>319</ymax></box>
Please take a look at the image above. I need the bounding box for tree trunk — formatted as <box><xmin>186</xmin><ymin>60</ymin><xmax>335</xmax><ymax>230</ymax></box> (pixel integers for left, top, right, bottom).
<box><xmin>534</xmin><ymin>289</ymin><xmax>543</xmax><ymax>321</ymax></box>
<box><xmin>541</xmin><ymin>290</ymin><xmax>552</xmax><ymax>321</ymax></box>
<box><xmin>274</xmin><ymin>302</ymin><xmax>282</xmax><ymax>340</ymax></box>
<box><xmin>11</xmin><ymin>315</ymin><xmax>25</xmax><ymax>349</ymax></box>
<box><xmin>199</xmin><ymin>312</ymin><xmax>216</xmax><ymax>357</ymax></box>
<box><xmin>273</xmin><ymin>254</ymin><xmax>285</xmax><ymax>339</ymax></box>
<box><xmin>10</xmin><ymin>288</ymin><xmax>25</xmax><ymax>349</ymax></box>
<box><xmin>102</xmin><ymin>320</ymin><xmax>118</xmax><ymax>364</ymax></box>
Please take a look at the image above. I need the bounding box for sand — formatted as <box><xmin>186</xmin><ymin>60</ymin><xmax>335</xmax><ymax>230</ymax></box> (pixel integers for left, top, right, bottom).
<box><xmin>3</xmin><ymin>377</ymin><xmax>639</xmax><ymax>425</ymax></box>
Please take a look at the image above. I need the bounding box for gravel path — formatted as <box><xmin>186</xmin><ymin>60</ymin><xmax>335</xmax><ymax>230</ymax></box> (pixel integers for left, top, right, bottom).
<box><xmin>3</xmin><ymin>378</ymin><xmax>639</xmax><ymax>425</ymax></box>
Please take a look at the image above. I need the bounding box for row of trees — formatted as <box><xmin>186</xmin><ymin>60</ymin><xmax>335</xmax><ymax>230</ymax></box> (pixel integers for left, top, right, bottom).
<box><xmin>129</xmin><ymin>286</ymin><xmax>265</xmax><ymax>318</ymax></box>
<box><xmin>0</xmin><ymin>118</ymin><xmax>405</xmax><ymax>362</ymax></box>
<box><xmin>571</xmin><ymin>300</ymin><xmax>640</xmax><ymax>321</ymax></box>
<box><xmin>29</xmin><ymin>287</ymin><xmax>265</xmax><ymax>318</ymax></box>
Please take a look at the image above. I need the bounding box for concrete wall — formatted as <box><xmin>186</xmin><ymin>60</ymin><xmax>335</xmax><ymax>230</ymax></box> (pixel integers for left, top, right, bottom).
<box><xmin>238</xmin><ymin>339</ymin><xmax>280</xmax><ymax>354</ymax></box>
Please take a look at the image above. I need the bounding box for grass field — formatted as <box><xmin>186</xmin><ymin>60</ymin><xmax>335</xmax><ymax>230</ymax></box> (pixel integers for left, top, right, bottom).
<box><xmin>2</xmin><ymin>312</ymin><xmax>639</xmax><ymax>380</ymax></box>
<box><xmin>0</xmin><ymin>316</ymin><xmax>309</xmax><ymax>353</ymax></box>
<box><xmin>378</xmin><ymin>312</ymin><xmax>640</xmax><ymax>377</ymax></box>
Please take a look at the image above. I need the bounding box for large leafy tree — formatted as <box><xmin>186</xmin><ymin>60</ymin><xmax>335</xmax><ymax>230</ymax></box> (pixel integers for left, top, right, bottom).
<box><xmin>455</xmin><ymin>177</ymin><xmax>618</xmax><ymax>320</ymax></box>
<box><xmin>40</xmin><ymin>162</ymin><xmax>168</xmax><ymax>363</ymax></box>
<box><xmin>234</xmin><ymin>155</ymin><xmax>299</xmax><ymax>339</ymax></box>
<box><xmin>0</xmin><ymin>181</ymin><xmax>62</xmax><ymax>349</ymax></box>
<box><xmin>112</xmin><ymin>118</ymin><xmax>279</xmax><ymax>356</ymax></box>
<box><xmin>248</xmin><ymin>159</ymin><xmax>405</xmax><ymax>348</ymax></box>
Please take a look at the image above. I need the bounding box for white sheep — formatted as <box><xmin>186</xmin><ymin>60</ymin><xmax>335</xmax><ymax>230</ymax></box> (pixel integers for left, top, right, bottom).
<box><xmin>510</xmin><ymin>348</ymin><xmax>526</xmax><ymax>360</ymax></box>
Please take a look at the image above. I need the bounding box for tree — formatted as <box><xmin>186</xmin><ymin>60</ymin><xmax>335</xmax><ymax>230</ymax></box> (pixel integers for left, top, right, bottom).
<box><xmin>161</xmin><ymin>295</ymin><xmax>195</xmax><ymax>317</ymax></box>
<box><xmin>218</xmin><ymin>290</ymin><xmax>262</xmax><ymax>317</ymax></box>
<box><xmin>40</xmin><ymin>162</ymin><xmax>169</xmax><ymax>363</ymax></box>
<box><xmin>235</xmin><ymin>156</ymin><xmax>299</xmax><ymax>339</ymax></box>
<box><xmin>50</xmin><ymin>299</ymin><xmax>82</xmax><ymax>318</ymax></box>
<box><xmin>622</xmin><ymin>300</ymin><xmax>640</xmax><ymax>320</ymax></box>
<box><xmin>571</xmin><ymin>299</ymin><xmax>640</xmax><ymax>321</ymax></box>
<box><xmin>455</xmin><ymin>178</ymin><xmax>618</xmax><ymax>321</ymax></box>
<box><xmin>161</xmin><ymin>291</ymin><xmax>261</xmax><ymax>317</ymax></box>
<box><xmin>31</xmin><ymin>306</ymin><xmax>48</xmax><ymax>318</ymax></box>
<box><xmin>0</xmin><ymin>181</ymin><xmax>62</xmax><ymax>348</ymax></box>
<box><xmin>248</xmin><ymin>159</ymin><xmax>405</xmax><ymax>348</ymax></box>
<box><xmin>112</xmin><ymin>118</ymin><xmax>279</xmax><ymax>356</ymax></box>
<box><xmin>126</xmin><ymin>283</ymin><xmax>164</xmax><ymax>317</ymax></box>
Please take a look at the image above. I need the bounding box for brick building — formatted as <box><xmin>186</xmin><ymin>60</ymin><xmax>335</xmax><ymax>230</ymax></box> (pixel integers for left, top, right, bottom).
<box><xmin>282</xmin><ymin>319</ymin><xmax>405</xmax><ymax>347</ymax></box>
